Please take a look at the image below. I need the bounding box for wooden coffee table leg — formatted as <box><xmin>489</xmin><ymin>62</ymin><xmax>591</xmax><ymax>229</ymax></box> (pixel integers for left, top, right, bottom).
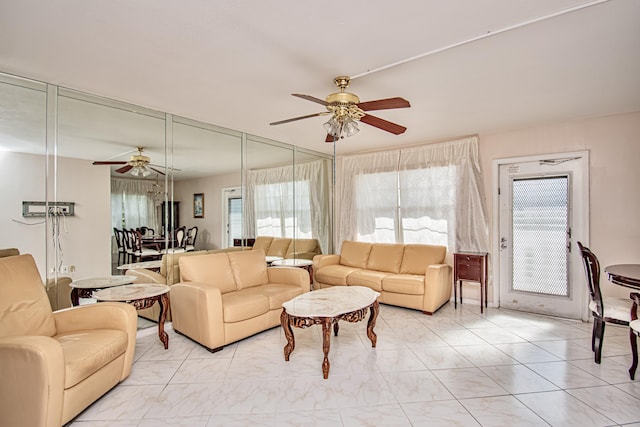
<box><xmin>158</xmin><ymin>293</ymin><xmax>169</xmax><ymax>350</ymax></box>
<box><xmin>333</xmin><ymin>321</ymin><xmax>339</xmax><ymax>336</ymax></box>
<box><xmin>321</xmin><ymin>319</ymin><xmax>332</xmax><ymax>379</ymax></box>
<box><xmin>366</xmin><ymin>300</ymin><xmax>379</xmax><ymax>347</ymax></box>
<box><xmin>281</xmin><ymin>309</ymin><xmax>295</xmax><ymax>361</ymax></box>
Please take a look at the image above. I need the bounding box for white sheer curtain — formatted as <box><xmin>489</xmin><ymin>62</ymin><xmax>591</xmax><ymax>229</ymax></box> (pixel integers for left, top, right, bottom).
<box><xmin>244</xmin><ymin>159</ymin><xmax>331</xmax><ymax>253</ymax></box>
<box><xmin>111</xmin><ymin>177</ymin><xmax>160</xmax><ymax>232</ymax></box>
<box><xmin>337</xmin><ymin>136</ymin><xmax>489</xmax><ymax>253</ymax></box>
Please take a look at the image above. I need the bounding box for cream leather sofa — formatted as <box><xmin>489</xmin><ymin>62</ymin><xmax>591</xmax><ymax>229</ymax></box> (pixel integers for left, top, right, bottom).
<box><xmin>125</xmin><ymin>247</ymin><xmax>247</xmax><ymax>321</ymax></box>
<box><xmin>313</xmin><ymin>240</ymin><xmax>452</xmax><ymax>314</ymax></box>
<box><xmin>0</xmin><ymin>254</ymin><xmax>137</xmax><ymax>427</ymax></box>
<box><xmin>170</xmin><ymin>249</ymin><xmax>309</xmax><ymax>352</ymax></box>
<box><xmin>252</xmin><ymin>236</ymin><xmax>321</xmax><ymax>260</ymax></box>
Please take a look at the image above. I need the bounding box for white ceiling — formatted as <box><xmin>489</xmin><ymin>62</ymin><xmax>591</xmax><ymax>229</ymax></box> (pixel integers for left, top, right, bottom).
<box><xmin>0</xmin><ymin>0</ymin><xmax>639</xmax><ymax>159</ymax></box>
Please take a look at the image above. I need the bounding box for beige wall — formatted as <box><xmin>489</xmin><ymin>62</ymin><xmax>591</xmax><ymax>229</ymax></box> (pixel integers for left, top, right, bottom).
<box><xmin>479</xmin><ymin>111</ymin><xmax>640</xmax><ymax>303</ymax></box>
<box><xmin>0</xmin><ymin>152</ymin><xmax>112</xmax><ymax>279</ymax></box>
<box><xmin>174</xmin><ymin>171</ymin><xmax>241</xmax><ymax>250</ymax></box>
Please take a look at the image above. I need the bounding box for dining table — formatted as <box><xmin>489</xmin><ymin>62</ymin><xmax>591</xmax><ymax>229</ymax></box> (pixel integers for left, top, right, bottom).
<box><xmin>604</xmin><ymin>264</ymin><xmax>640</xmax><ymax>290</ymax></box>
<box><xmin>141</xmin><ymin>235</ymin><xmax>175</xmax><ymax>250</ymax></box>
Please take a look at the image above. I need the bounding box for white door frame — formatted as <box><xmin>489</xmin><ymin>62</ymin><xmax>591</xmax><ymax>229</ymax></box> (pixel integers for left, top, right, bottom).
<box><xmin>492</xmin><ymin>150</ymin><xmax>590</xmax><ymax>320</ymax></box>
<box><xmin>221</xmin><ymin>186</ymin><xmax>242</xmax><ymax>249</ymax></box>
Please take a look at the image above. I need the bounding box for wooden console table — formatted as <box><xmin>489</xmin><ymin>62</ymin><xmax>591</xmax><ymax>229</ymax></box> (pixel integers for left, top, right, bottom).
<box><xmin>453</xmin><ymin>252</ymin><xmax>488</xmax><ymax>313</ymax></box>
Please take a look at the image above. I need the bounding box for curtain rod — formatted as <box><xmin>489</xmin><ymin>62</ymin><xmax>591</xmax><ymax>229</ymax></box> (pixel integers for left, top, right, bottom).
<box><xmin>351</xmin><ymin>0</ymin><xmax>610</xmax><ymax>80</ymax></box>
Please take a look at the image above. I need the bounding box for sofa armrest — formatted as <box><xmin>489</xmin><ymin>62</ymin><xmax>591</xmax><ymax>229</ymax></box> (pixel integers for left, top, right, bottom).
<box><xmin>313</xmin><ymin>254</ymin><xmax>340</xmax><ymax>270</ymax></box>
<box><xmin>0</xmin><ymin>335</ymin><xmax>65</xmax><ymax>427</ymax></box>
<box><xmin>53</xmin><ymin>303</ymin><xmax>138</xmax><ymax>379</ymax></box>
<box><xmin>267</xmin><ymin>267</ymin><xmax>310</xmax><ymax>293</ymax></box>
<box><xmin>423</xmin><ymin>264</ymin><xmax>453</xmax><ymax>312</ymax></box>
<box><xmin>170</xmin><ymin>282</ymin><xmax>225</xmax><ymax>350</ymax></box>
<box><xmin>126</xmin><ymin>268</ymin><xmax>165</xmax><ymax>284</ymax></box>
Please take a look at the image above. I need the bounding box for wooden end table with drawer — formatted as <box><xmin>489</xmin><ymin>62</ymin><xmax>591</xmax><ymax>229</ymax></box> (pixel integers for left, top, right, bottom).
<box><xmin>454</xmin><ymin>252</ymin><xmax>488</xmax><ymax>313</ymax></box>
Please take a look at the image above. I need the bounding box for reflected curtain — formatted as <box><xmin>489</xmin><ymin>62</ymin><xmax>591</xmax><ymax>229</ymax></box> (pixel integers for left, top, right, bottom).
<box><xmin>244</xmin><ymin>159</ymin><xmax>331</xmax><ymax>253</ymax></box>
<box><xmin>337</xmin><ymin>136</ymin><xmax>489</xmax><ymax>253</ymax></box>
<box><xmin>111</xmin><ymin>177</ymin><xmax>160</xmax><ymax>232</ymax></box>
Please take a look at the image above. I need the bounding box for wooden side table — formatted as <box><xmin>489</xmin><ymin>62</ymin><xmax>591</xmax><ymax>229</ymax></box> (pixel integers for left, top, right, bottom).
<box><xmin>454</xmin><ymin>252</ymin><xmax>488</xmax><ymax>313</ymax></box>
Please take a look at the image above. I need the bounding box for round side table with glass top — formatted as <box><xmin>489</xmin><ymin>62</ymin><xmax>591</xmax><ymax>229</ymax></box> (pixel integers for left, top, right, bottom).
<box><xmin>70</xmin><ymin>275</ymin><xmax>136</xmax><ymax>306</ymax></box>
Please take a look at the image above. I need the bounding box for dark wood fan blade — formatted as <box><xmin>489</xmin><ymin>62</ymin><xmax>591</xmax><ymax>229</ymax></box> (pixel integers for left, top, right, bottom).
<box><xmin>93</xmin><ymin>161</ymin><xmax>127</xmax><ymax>165</ymax></box>
<box><xmin>357</xmin><ymin>97</ymin><xmax>410</xmax><ymax>111</ymax></box>
<box><xmin>292</xmin><ymin>94</ymin><xmax>329</xmax><ymax>106</ymax></box>
<box><xmin>149</xmin><ymin>167</ymin><xmax>166</xmax><ymax>176</ymax></box>
<box><xmin>360</xmin><ymin>114</ymin><xmax>407</xmax><ymax>135</ymax></box>
<box><xmin>115</xmin><ymin>165</ymin><xmax>133</xmax><ymax>174</ymax></box>
<box><xmin>325</xmin><ymin>134</ymin><xmax>339</xmax><ymax>143</ymax></box>
<box><xmin>270</xmin><ymin>112</ymin><xmax>328</xmax><ymax>126</ymax></box>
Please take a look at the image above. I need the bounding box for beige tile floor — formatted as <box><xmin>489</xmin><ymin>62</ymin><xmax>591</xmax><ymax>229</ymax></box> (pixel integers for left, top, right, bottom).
<box><xmin>68</xmin><ymin>303</ymin><xmax>640</xmax><ymax>426</ymax></box>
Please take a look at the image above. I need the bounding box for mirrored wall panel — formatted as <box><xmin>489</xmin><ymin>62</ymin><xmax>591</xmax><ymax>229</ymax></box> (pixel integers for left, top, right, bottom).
<box><xmin>0</xmin><ymin>71</ymin><xmax>333</xmax><ymax>288</ymax></box>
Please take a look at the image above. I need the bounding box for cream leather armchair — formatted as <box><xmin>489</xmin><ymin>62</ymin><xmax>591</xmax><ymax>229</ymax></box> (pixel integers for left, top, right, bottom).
<box><xmin>0</xmin><ymin>254</ymin><xmax>138</xmax><ymax>427</ymax></box>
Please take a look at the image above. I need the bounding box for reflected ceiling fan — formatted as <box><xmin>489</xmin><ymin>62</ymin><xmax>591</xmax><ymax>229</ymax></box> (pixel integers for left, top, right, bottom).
<box><xmin>270</xmin><ymin>76</ymin><xmax>410</xmax><ymax>142</ymax></box>
<box><xmin>93</xmin><ymin>147</ymin><xmax>168</xmax><ymax>177</ymax></box>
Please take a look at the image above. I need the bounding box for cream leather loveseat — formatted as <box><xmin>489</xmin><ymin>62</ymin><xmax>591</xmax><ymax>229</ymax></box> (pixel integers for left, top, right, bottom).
<box><xmin>0</xmin><ymin>254</ymin><xmax>137</xmax><ymax>427</ymax></box>
<box><xmin>313</xmin><ymin>241</ymin><xmax>452</xmax><ymax>314</ymax></box>
<box><xmin>170</xmin><ymin>249</ymin><xmax>309</xmax><ymax>352</ymax></box>
<box><xmin>252</xmin><ymin>236</ymin><xmax>321</xmax><ymax>260</ymax></box>
<box><xmin>126</xmin><ymin>247</ymin><xmax>247</xmax><ymax>321</ymax></box>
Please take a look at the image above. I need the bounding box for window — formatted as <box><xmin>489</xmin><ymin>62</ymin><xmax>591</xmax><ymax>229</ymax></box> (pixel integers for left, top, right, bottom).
<box><xmin>254</xmin><ymin>180</ymin><xmax>312</xmax><ymax>238</ymax></box>
<box><xmin>354</xmin><ymin>166</ymin><xmax>454</xmax><ymax>246</ymax></box>
<box><xmin>338</xmin><ymin>137</ymin><xmax>489</xmax><ymax>253</ymax></box>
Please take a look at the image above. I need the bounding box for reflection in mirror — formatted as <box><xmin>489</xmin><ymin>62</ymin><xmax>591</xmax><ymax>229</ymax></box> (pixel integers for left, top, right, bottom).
<box><xmin>56</xmin><ymin>89</ymin><xmax>166</xmax><ymax>277</ymax></box>
<box><xmin>0</xmin><ymin>74</ymin><xmax>47</xmax><ymax>274</ymax></box>
<box><xmin>172</xmin><ymin>117</ymin><xmax>242</xmax><ymax>250</ymax></box>
<box><xmin>1</xmin><ymin>71</ymin><xmax>334</xmax><ymax>316</ymax></box>
<box><xmin>244</xmin><ymin>135</ymin><xmax>333</xmax><ymax>259</ymax></box>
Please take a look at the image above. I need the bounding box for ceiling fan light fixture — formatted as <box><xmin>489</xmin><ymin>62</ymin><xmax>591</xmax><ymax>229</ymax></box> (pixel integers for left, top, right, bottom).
<box><xmin>343</xmin><ymin>117</ymin><xmax>359</xmax><ymax>137</ymax></box>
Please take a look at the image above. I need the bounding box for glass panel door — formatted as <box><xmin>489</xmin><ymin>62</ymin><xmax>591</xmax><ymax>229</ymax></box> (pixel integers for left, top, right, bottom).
<box><xmin>498</xmin><ymin>155</ymin><xmax>588</xmax><ymax>319</ymax></box>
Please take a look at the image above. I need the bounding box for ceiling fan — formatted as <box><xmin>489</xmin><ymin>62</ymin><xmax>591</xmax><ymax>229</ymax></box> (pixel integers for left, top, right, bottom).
<box><xmin>92</xmin><ymin>147</ymin><xmax>166</xmax><ymax>177</ymax></box>
<box><xmin>270</xmin><ymin>76</ymin><xmax>410</xmax><ymax>142</ymax></box>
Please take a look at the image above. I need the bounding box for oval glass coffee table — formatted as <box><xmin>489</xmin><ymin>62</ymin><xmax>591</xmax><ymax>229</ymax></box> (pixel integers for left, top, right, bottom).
<box><xmin>70</xmin><ymin>275</ymin><xmax>136</xmax><ymax>306</ymax></box>
<box><xmin>280</xmin><ymin>286</ymin><xmax>380</xmax><ymax>379</ymax></box>
<box><xmin>93</xmin><ymin>283</ymin><xmax>170</xmax><ymax>349</ymax></box>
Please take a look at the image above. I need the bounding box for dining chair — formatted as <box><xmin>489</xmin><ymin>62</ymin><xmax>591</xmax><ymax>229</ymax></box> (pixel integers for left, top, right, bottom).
<box><xmin>160</xmin><ymin>226</ymin><xmax>186</xmax><ymax>255</ymax></box>
<box><xmin>123</xmin><ymin>229</ymin><xmax>136</xmax><ymax>263</ymax></box>
<box><xmin>577</xmin><ymin>241</ymin><xmax>631</xmax><ymax>363</ymax></box>
<box><xmin>185</xmin><ymin>226</ymin><xmax>198</xmax><ymax>252</ymax></box>
<box><xmin>131</xmin><ymin>230</ymin><xmax>161</xmax><ymax>261</ymax></box>
<box><xmin>629</xmin><ymin>293</ymin><xmax>640</xmax><ymax>379</ymax></box>
<box><xmin>113</xmin><ymin>228</ymin><xmax>126</xmax><ymax>265</ymax></box>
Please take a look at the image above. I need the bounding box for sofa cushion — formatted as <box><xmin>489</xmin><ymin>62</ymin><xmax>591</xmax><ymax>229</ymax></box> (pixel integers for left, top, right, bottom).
<box><xmin>340</xmin><ymin>241</ymin><xmax>372</xmax><ymax>269</ymax></box>
<box><xmin>252</xmin><ymin>236</ymin><xmax>274</xmax><ymax>253</ymax></box>
<box><xmin>315</xmin><ymin>264</ymin><xmax>361</xmax><ymax>286</ymax></box>
<box><xmin>346</xmin><ymin>270</ymin><xmax>388</xmax><ymax>292</ymax></box>
<box><xmin>228</xmin><ymin>250</ymin><xmax>269</xmax><ymax>290</ymax></box>
<box><xmin>366</xmin><ymin>243</ymin><xmax>404</xmax><ymax>273</ymax></box>
<box><xmin>400</xmin><ymin>244</ymin><xmax>447</xmax><ymax>275</ymax></box>
<box><xmin>221</xmin><ymin>290</ymin><xmax>270</xmax><ymax>322</ymax></box>
<box><xmin>56</xmin><ymin>329</ymin><xmax>128</xmax><ymax>388</ymax></box>
<box><xmin>266</xmin><ymin>238</ymin><xmax>291</xmax><ymax>258</ymax></box>
<box><xmin>0</xmin><ymin>254</ymin><xmax>57</xmax><ymax>337</ymax></box>
<box><xmin>163</xmin><ymin>250</ymin><xmax>207</xmax><ymax>285</ymax></box>
<box><xmin>179</xmin><ymin>253</ymin><xmax>237</xmax><ymax>293</ymax></box>
<box><xmin>254</xmin><ymin>284</ymin><xmax>304</xmax><ymax>310</ymax></box>
<box><xmin>382</xmin><ymin>274</ymin><xmax>426</xmax><ymax>295</ymax></box>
